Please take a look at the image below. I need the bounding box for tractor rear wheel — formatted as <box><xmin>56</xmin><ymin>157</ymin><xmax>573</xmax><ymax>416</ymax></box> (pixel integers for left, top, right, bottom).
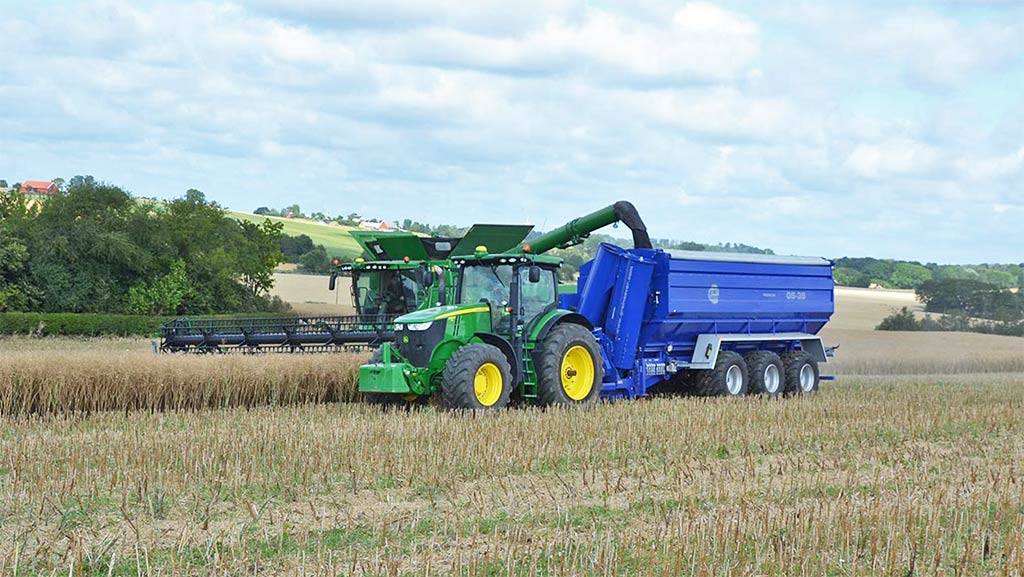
<box><xmin>536</xmin><ymin>323</ymin><xmax>604</xmax><ymax>408</ymax></box>
<box><xmin>441</xmin><ymin>343</ymin><xmax>512</xmax><ymax>410</ymax></box>
<box><xmin>782</xmin><ymin>351</ymin><xmax>819</xmax><ymax>394</ymax></box>
<box><xmin>695</xmin><ymin>351</ymin><xmax>748</xmax><ymax>397</ymax></box>
<box><xmin>363</xmin><ymin>347</ymin><xmax>427</xmax><ymax>409</ymax></box>
<box><xmin>744</xmin><ymin>351</ymin><xmax>785</xmax><ymax>396</ymax></box>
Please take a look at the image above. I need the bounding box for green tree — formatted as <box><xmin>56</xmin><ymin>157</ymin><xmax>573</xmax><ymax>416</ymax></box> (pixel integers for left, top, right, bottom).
<box><xmin>890</xmin><ymin>262</ymin><xmax>932</xmax><ymax>289</ymax></box>
<box><xmin>876</xmin><ymin>307</ymin><xmax>921</xmax><ymax>331</ymax></box>
<box><xmin>237</xmin><ymin>219</ymin><xmax>285</xmax><ymax>296</ymax></box>
<box><xmin>279</xmin><ymin>234</ymin><xmax>315</xmax><ymax>262</ymax></box>
<box><xmin>127</xmin><ymin>260</ymin><xmax>192</xmax><ymax>315</ymax></box>
<box><xmin>298</xmin><ymin>246</ymin><xmax>330</xmax><ymax>274</ymax></box>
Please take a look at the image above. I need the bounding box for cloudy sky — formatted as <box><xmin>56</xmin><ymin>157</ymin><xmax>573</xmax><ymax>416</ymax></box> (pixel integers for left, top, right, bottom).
<box><xmin>1</xmin><ymin>1</ymin><xmax>1021</xmax><ymax>263</ymax></box>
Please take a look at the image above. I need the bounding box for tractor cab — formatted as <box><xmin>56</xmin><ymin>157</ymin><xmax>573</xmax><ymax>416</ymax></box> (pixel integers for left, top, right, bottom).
<box><xmin>453</xmin><ymin>247</ymin><xmax>561</xmax><ymax>337</ymax></box>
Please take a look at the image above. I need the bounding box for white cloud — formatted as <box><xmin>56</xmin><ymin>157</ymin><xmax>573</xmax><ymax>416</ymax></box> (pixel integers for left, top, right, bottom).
<box><xmin>843</xmin><ymin>139</ymin><xmax>944</xmax><ymax>179</ymax></box>
<box><xmin>859</xmin><ymin>9</ymin><xmax>1018</xmax><ymax>86</ymax></box>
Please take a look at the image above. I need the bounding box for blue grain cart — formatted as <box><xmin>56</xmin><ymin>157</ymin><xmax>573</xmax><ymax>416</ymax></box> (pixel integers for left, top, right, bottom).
<box><xmin>562</xmin><ymin>243</ymin><xmax>835</xmax><ymax>399</ymax></box>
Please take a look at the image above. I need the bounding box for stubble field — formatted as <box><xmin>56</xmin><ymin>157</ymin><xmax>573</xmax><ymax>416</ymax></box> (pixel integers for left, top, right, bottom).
<box><xmin>0</xmin><ymin>287</ymin><xmax>1021</xmax><ymax>575</ymax></box>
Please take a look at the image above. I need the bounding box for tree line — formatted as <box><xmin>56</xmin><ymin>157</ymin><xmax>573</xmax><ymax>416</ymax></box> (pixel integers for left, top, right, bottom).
<box><xmin>1</xmin><ymin>182</ymin><xmax>287</xmax><ymax>316</ymax></box>
<box><xmin>835</xmin><ymin>257</ymin><xmax>1023</xmax><ymax>290</ymax></box>
<box><xmin>877</xmin><ymin>278</ymin><xmax>1023</xmax><ymax>337</ymax></box>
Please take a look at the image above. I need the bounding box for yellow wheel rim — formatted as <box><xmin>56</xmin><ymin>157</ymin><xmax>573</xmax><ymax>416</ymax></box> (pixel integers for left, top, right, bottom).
<box><xmin>560</xmin><ymin>345</ymin><xmax>595</xmax><ymax>401</ymax></box>
<box><xmin>473</xmin><ymin>362</ymin><xmax>503</xmax><ymax>407</ymax></box>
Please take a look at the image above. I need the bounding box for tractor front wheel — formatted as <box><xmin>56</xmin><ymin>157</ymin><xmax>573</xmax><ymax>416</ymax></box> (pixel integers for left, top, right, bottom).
<box><xmin>536</xmin><ymin>323</ymin><xmax>604</xmax><ymax>408</ymax></box>
<box><xmin>441</xmin><ymin>343</ymin><xmax>512</xmax><ymax>410</ymax></box>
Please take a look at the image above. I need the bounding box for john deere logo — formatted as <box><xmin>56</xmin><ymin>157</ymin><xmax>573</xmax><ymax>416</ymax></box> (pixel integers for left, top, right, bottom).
<box><xmin>708</xmin><ymin>284</ymin><xmax>720</xmax><ymax>305</ymax></box>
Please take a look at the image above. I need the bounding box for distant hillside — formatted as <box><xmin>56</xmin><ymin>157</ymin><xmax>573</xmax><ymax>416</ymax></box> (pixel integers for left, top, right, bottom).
<box><xmin>227</xmin><ymin>211</ymin><xmax>364</xmax><ymax>260</ymax></box>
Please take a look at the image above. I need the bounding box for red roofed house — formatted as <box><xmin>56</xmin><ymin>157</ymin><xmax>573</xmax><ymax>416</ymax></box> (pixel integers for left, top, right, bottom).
<box><xmin>21</xmin><ymin>180</ymin><xmax>59</xmax><ymax>195</ymax></box>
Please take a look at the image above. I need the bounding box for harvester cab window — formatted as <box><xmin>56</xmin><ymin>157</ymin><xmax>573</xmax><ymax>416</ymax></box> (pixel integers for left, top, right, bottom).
<box><xmin>355</xmin><ymin>270</ymin><xmax>426</xmax><ymax>316</ymax></box>
<box><xmin>354</xmin><ymin>274</ymin><xmax>380</xmax><ymax>315</ymax></box>
<box><xmin>518</xmin><ymin>267</ymin><xmax>557</xmax><ymax>325</ymax></box>
<box><xmin>381</xmin><ymin>270</ymin><xmax>425</xmax><ymax>314</ymax></box>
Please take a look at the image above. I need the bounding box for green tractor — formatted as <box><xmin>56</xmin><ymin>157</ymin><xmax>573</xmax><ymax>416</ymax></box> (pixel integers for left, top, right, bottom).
<box><xmin>359</xmin><ymin>202</ymin><xmax>651</xmax><ymax>409</ymax></box>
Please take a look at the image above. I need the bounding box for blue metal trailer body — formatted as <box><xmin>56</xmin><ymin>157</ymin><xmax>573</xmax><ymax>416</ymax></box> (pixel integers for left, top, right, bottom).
<box><xmin>559</xmin><ymin>243</ymin><xmax>834</xmax><ymax>399</ymax></box>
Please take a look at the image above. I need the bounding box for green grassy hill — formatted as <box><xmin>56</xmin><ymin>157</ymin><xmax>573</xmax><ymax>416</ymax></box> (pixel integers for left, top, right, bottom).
<box><xmin>227</xmin><ymin>211</ymin><xmax>364</xmax><ymax>260</ymax></box>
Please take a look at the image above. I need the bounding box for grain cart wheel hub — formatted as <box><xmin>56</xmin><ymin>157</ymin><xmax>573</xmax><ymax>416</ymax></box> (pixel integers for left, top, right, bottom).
<box><xmin>764</xmin><ymin>365</ymin><xmax>781</xmax><ymax>394</ymax></box>
<box><xmin>799</xmin><ymin>364</ymin><xmax>815</xmax><ymax>392</ymax></box>
<box><xmin>725</xmin><ymin>365</ymin><xmax>744</xmax><ymax>396</ymax></box>
<box><xmin>560</xmin><ymin>345</ymin><xmax>595</xmax><ymax>401</ymax></box>
<box><xmin>474</xmin><ymin>363</ymin><xmax>503</xmax><ymax>407</ymax></box>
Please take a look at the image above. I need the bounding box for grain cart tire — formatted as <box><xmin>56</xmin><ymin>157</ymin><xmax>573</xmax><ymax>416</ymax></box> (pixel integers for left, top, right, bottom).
<box><xmin>695</xmin><ymin>351</ymin><xmax>748</xmax><ymax>397</ymax></box>
<box><xmin>536</xmin><ymin>323</ymin><xmax>604</xmax><ymax>408</ymax></box>
<box><xmin>744</xmin><ymin>351</ymin><xmax>785</xmax><ymax>396</ymax></box>
<box><xmin>363</xmin><ymin>347</ymin><xmax>427</xmax><ymax>409</ymax></box>
<box><xmin>782</xmin><ymin>351</ymin><xmax>819</xmax><ymax>395</ymax></box>
<box><xmin>442</xmin><ymin>343</ymin><xmax>512</xmax><ymax>410</ymax></box>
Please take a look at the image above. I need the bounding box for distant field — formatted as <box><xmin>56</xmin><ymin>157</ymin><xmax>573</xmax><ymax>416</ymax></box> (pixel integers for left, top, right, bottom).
<box><xmin>824</xmin><ymin>286</ymin><xmax>1023</xmax><ymax>374</ymax></box>
<box><xmin>227</xmin><ymin>211</ymin><xmax>364</xmax><ymax>260</ymax></box>
<box><xmin>269</xmin><ymin>272</ymin><xmax>354</xmax><ymax>316</ymax></box>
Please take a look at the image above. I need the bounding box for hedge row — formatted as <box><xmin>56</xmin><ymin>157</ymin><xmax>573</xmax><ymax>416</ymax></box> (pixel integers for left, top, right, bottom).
<box><xmin>0</xmin><ymin>312</ymin><xmax>299</xmax><ymax>337</ymax></box>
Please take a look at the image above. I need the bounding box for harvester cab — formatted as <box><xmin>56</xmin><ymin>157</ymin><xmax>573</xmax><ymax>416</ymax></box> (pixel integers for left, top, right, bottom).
<box><xmin>327</xmin><ymin>224</ymin><xmax>536</xmax><ymax>339</ymax></box>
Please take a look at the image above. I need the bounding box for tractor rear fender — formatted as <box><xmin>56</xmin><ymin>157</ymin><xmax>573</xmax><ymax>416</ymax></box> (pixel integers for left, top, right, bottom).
<box><xmin>529</xmin><ymin>310</ymin><xmax>594</xmax><ymax>344</ymax></box>
<box><xmin>471</xmin><ymin>332</ymin><xmax>518</xmax><ymax>384</ymax></box>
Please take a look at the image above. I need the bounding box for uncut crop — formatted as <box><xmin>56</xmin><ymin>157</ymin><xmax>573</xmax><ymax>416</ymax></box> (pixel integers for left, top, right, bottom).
<box><xmin>0</xmin><ymin>350</ymin><xmax>365</xmax><ymax>416</ymax></box>
<box><xmin>1</xmin><ymin>374</ymin><xmax>1022</xmax><ymax>576</ymax></box>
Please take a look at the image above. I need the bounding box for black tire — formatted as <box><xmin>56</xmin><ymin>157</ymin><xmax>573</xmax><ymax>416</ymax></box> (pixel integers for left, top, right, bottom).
<box><xmin>744</xmin><ymin>351</ymin><xmax>785</xmax><ymax>396</ymax></box>
<box><xmin>536</xmin><ymin>323</ymin><xmax>604</xmax><ymax>408</ymax></box>
<box><xmin>441</xmin><ymin>343</ymin><xmax>512</xmax><ymax>410</ymax></box>
<box><xmin>694</xmin><ymin>351</ymin><xmax>748</xmax><ymax>397</ymax></box>
<box><xmin>363</xmin><ymin>347</ymin><xmax>427</xmax><ymax>409</ymax></box>
<box><xmin>782</xmin><ymin>351</ymin><xmax>819</xmax><ymax>395</ymax></box>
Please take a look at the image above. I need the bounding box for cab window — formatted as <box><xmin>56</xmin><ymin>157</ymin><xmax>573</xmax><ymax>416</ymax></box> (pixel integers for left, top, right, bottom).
<box><xmin>519</xmin><ymin>267</ymin><xmax>556</xmax><ymax>324</ymax></box>
<box><xmin>460</xmin><ymin>265</ymin><xmax>512</xmax><ymax>306</ymax></box>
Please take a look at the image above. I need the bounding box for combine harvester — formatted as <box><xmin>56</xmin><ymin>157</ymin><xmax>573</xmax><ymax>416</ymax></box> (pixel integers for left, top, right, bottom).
<box><xmin>159</xmin><ymin>225</ymin><xmax>533</xmax><ymax>353</ymax></box>
<box><xmin>359</xmin><ymin>201</ymin><xmax>835</xmax><ymax>408</ymax></box>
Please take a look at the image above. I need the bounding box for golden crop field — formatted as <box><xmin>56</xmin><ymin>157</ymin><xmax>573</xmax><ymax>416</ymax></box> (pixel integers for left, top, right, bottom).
<box><xmin>0</xmin><ymin>287</ymin><xmax>1021</xmax><ymax>575</ymax></box>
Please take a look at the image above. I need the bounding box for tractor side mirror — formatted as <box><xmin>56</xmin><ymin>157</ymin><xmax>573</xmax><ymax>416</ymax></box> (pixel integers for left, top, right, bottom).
<box><xmin>528</xmin><ymin>266</ymin><xmax>541</xmax><ymax>283</ymax></box>
<box><xmin>328</xmin><ymin>272</ymin><xmax>337</xmax><ymax>291</ymax></box>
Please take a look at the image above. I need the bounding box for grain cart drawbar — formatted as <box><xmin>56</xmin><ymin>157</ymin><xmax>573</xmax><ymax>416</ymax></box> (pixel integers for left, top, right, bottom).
<box><xmin>359</xmin><ymin>201</ymin><xmax>835</xmax><ymax>408</ymax></box>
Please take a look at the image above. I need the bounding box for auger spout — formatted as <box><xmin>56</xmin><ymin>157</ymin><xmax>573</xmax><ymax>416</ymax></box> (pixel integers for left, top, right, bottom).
<box><xmin>517</xmin><ymin>201</ymin><xmax>651</xmax><ymax>254</ymax></box>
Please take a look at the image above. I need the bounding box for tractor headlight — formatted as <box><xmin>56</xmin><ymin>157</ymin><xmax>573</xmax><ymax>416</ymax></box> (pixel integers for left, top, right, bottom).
<box><xmin>405</xmin><ymin>322</ymin><xmax>434</xmax><ymax>332</ymax></box>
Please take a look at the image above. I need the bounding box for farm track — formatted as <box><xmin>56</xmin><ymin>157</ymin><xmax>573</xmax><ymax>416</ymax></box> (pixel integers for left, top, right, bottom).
<box><xmin>1</xmin><ymin>374</ymin><xmax>1022</xmax><ymax>575</ymax></box>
